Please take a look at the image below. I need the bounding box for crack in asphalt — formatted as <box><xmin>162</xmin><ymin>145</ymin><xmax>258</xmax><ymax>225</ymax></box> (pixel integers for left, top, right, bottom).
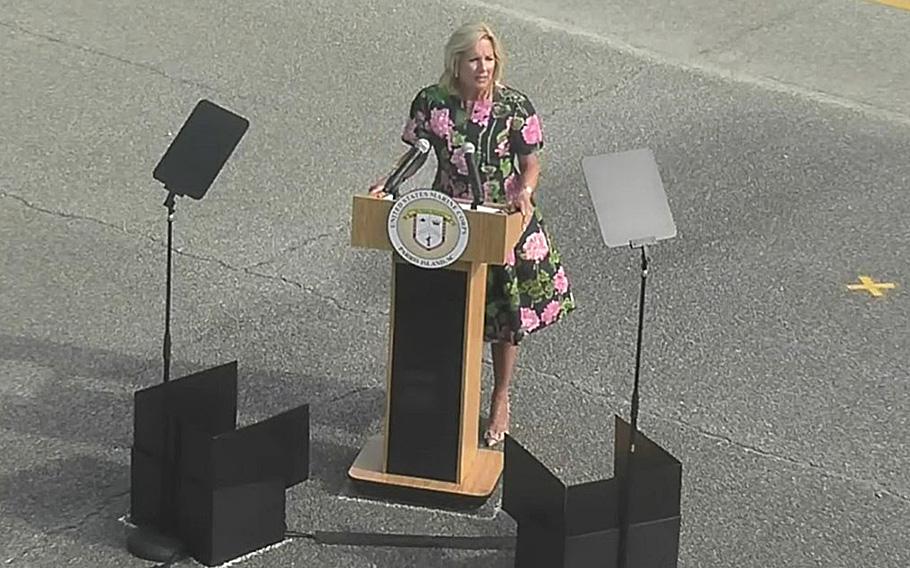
<box><xmin>548</xmin><ymin>65</ymin><xmax>648</xmax><ymax>119</ymax></box>
<box><xmin>695</xmin><ymin>4</ymin><xmax>809</xmax><ymax>58</ymax></box>
<box><xmin>4</xmin><ymin>487</ymin><xmax>131</xmax><ymax>564</ymax></box>
<box><xmin>244</xmin><ymin>264</ymin><xmax>381</xmax><ymax>317</ymax></box>
<box><xmin>0</xmin><ymin>190</ymin><xmax>379</xmax><ymax>318</ymax></box>
<box><xmin>656</xmin><ymin>414</ymin><xmax>910</xmax><ymax>505</ymax></box>
<box><xmin>1</xmin><ymin>190</ymin><xmax>131</xmax><ymax>233</ymax></box>
<box><xmin>46</xmin><ymin>488</ymin><xmax>131</xmax><ymax>535</ymax></box>
<box><xmin>324</xmin><ymin>385</ymin><xmax>380</xmax><ymax>405</ymax></box>
<box><xmin>243</xmin><ymin>228</ymin><xmax>343</xmax><ymax>270</ymax></box>
<box><xmin>0</xmin><ymin>19</ymin><xmax>217</xmax><ymax>94</ymax></box>
<box><xmin>528</xmin><ymin>364</ymin><xmax>910</xmax><ymax>504</ymax></box>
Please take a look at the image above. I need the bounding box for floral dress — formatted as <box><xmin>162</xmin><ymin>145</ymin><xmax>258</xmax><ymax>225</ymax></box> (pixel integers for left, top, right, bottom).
<box><xmin>401</xmin><ymin>83</ymin><xmax>576</xmax><ymax>345</ymax></box>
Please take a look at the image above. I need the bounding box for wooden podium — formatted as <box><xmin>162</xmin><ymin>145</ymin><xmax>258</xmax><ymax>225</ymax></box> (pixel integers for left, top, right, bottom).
<box><xmin>347</xmin><ymin>193</ymin><xmax>523</xmax><ymax>497</ymax></box>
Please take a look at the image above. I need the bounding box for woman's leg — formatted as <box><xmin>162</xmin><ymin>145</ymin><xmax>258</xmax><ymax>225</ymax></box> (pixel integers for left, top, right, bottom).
<box><xmin>487</xmin><ymin>341</ymin><xmax>518</xmax><ymax>443</ymax></box>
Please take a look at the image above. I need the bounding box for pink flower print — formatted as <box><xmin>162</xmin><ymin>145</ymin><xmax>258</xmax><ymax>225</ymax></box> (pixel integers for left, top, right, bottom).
<box><xmin>553</xmin><ymin>267</ymin><xmax>569</xmax><ymax>294</ymax></box>
<box><xmin>429</xmin><ymin>108</ymin><xmax>453</xmax><ymax>146</ymax></box>
<box><xmin>521</xmin><ymin>231</ymin><xmax>549</xmax><ymax>262</ymax></box>
<box><xmin>520</xmin><ymin>307</ymin><xmax>540</xmax><ymax>332</ymax></box>
<box><xmin>450</xmin><ymin>146</ymin><xmax>468</xmax><ymax>175</ymax></box>
<box><xmin>503</xmin><ymin>173</ymin><xmax>521</xmax><ymax>203</ymax></box>
<box><xmin>494</xmin><ymin>137</ymin><xmax>510</xmax><ymax>158</ymax></box>
<box><xmin>541</xmin><ymin>300</ymin><xmax>562</xmax><ymax>325</ymax></box>
<box><xmin>505</xmin><ymin>248</ymin><xmax>516</xmax><ymax>267</ymax></box>
<box><xmin>470</xmin><ymin>99</ymin><xmax>492</xmax><ymax>127</ymax></box>
<box><xmin>521</xmin><ymin>114</ymin><xmax>542</xmax><ymax>145</ymax></box>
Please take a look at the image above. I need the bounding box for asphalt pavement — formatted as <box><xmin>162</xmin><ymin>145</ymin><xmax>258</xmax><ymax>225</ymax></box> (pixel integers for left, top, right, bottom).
<box><xmin>1</xmin><ymin>1</ymin><xmax>908</xmax><ymax>566</ymax></box>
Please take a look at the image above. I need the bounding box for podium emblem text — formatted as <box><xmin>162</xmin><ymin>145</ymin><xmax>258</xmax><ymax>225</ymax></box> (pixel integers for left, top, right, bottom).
<box><xmin>387</xmin><ymin>190</ymin><xmax>470</xmax><ymax>269</ymax></box>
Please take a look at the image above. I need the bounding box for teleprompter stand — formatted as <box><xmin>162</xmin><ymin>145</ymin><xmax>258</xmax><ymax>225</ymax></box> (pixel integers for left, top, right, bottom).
<box><xmin>501</xmin><ymin>148</ymin><xmax>682</xmax><ymax>567</ymax></box>
<box><xmin>151</xmin><ymin>98</ymin><xmax>250</xmax><ymax>387</ymax></box>
<box><xmin>127</xmin><ymin>99</ymin><xmax>258</xmax><ymax>564</ymax></box>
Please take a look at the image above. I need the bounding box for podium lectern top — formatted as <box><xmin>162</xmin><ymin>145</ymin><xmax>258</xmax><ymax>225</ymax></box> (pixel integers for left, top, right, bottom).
<box><xmin>351</xmin><ymin>194</ymin><xmax>523</xmax><ymax>266</ymax></box>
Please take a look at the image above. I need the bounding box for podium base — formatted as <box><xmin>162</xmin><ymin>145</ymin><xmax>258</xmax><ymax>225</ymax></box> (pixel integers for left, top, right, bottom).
<box><xmin>348</xmin><ymin>435</ymin><xmax>502</xmax><ymax>498</ymax></box>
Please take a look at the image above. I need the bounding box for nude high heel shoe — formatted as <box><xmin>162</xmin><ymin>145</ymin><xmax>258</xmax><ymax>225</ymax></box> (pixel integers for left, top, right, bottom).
<box><xmin>483</xmin><ymin>401</ymin><xmax>510</xmax><ymax>447</ymax></box>
<box><xmin>483</xmin><ymin>428</ymin><xmax>508</xmax><ymax>447</ymax></box>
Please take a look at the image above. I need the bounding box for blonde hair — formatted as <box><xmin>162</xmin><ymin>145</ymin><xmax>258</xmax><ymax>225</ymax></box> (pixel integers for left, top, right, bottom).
<box><xmin>439</xmin><ymin>21</ymin><xmax>506</xmax><ymax>97</ymax></box>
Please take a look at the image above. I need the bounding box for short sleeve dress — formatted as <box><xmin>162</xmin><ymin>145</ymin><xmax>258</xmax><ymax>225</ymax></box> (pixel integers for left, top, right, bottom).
<box><xmin>401</xmin><ymin>82</ymin><xmax>576</xmax><ymax>345</ymax></box>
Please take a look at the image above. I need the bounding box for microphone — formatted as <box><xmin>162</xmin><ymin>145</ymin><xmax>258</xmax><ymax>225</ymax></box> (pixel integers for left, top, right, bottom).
<box><xmin>385</xmin><ymin>138</ymin><xmax>431</xmax><ymax>198</ymax></box>
<box><xmin>462</xmin><ymin>142</ymin><xmax>483</xmax><ymax>209</ymax></box>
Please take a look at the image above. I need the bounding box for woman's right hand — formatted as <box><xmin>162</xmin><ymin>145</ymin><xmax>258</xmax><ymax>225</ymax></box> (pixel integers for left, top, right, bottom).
<box><xmin>368</xmin><ymin>180</ymin><xmax>386</xmax><ymax>197</ymax></box>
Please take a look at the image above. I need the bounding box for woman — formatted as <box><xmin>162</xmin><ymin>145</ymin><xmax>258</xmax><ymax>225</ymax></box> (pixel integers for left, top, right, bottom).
<box><xmin>369</xmin><ymin>21</ymin><xmax>575</xmax><ymax>447</ymax></box>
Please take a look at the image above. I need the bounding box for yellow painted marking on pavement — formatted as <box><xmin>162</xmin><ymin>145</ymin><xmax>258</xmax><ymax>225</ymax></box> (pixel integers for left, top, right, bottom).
<box><xmin>868</xmin><ymin>0</ymin><xmax>910</xmax><ymax>11</ymax></box>
<box><xmin>847</xmin><ymin>276</ymin><xmax>897</xmax><ymax>297</ymax></box>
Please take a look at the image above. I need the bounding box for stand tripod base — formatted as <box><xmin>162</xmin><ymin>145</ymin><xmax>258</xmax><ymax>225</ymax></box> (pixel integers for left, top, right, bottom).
<box><xmin>126</xmin><ymin>525</ymin><xmax>185</xmax><ymax>563</ymax></box>
<box><xmin>348</xmin><ymin>435</ymin><xmax>503</xmax><ymax>497</ymax></box>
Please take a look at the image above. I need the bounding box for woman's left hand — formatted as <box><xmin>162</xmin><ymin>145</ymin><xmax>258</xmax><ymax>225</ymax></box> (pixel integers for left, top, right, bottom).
<box><xmin>513</xmin><ymin>188</ymin><xmax>534</xmax><ymax>230</ymax></box>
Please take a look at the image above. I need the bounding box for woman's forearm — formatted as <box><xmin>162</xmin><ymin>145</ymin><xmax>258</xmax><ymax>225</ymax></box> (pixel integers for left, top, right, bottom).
<box><xmin>518</xmin><ymin>154</ymin><xmax>541</xmax><ymax>196</ymax></box>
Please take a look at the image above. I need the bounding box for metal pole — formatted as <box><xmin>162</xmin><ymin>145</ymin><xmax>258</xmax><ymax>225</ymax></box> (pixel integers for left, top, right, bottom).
<box><xmin>617</xmin><ymin>244</ymin><xmax>649</xmax><ymax>568</ymax></box>
<box><xmin>631</xmin><ymin>244</ymin><xmax>649</xmax><ymax>433</ymax></box>
<box><xmin>163</xmin><ymin>192</ymin><xmax>176</xmax><ymax>383</ymax></box>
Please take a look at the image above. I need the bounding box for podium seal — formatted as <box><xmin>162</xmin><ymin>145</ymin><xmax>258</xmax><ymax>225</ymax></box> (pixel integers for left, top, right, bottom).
<box><xmin>387</xmin><ymin>189</ymin><xmax>470</xmax><ymax>269</ymax></box>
